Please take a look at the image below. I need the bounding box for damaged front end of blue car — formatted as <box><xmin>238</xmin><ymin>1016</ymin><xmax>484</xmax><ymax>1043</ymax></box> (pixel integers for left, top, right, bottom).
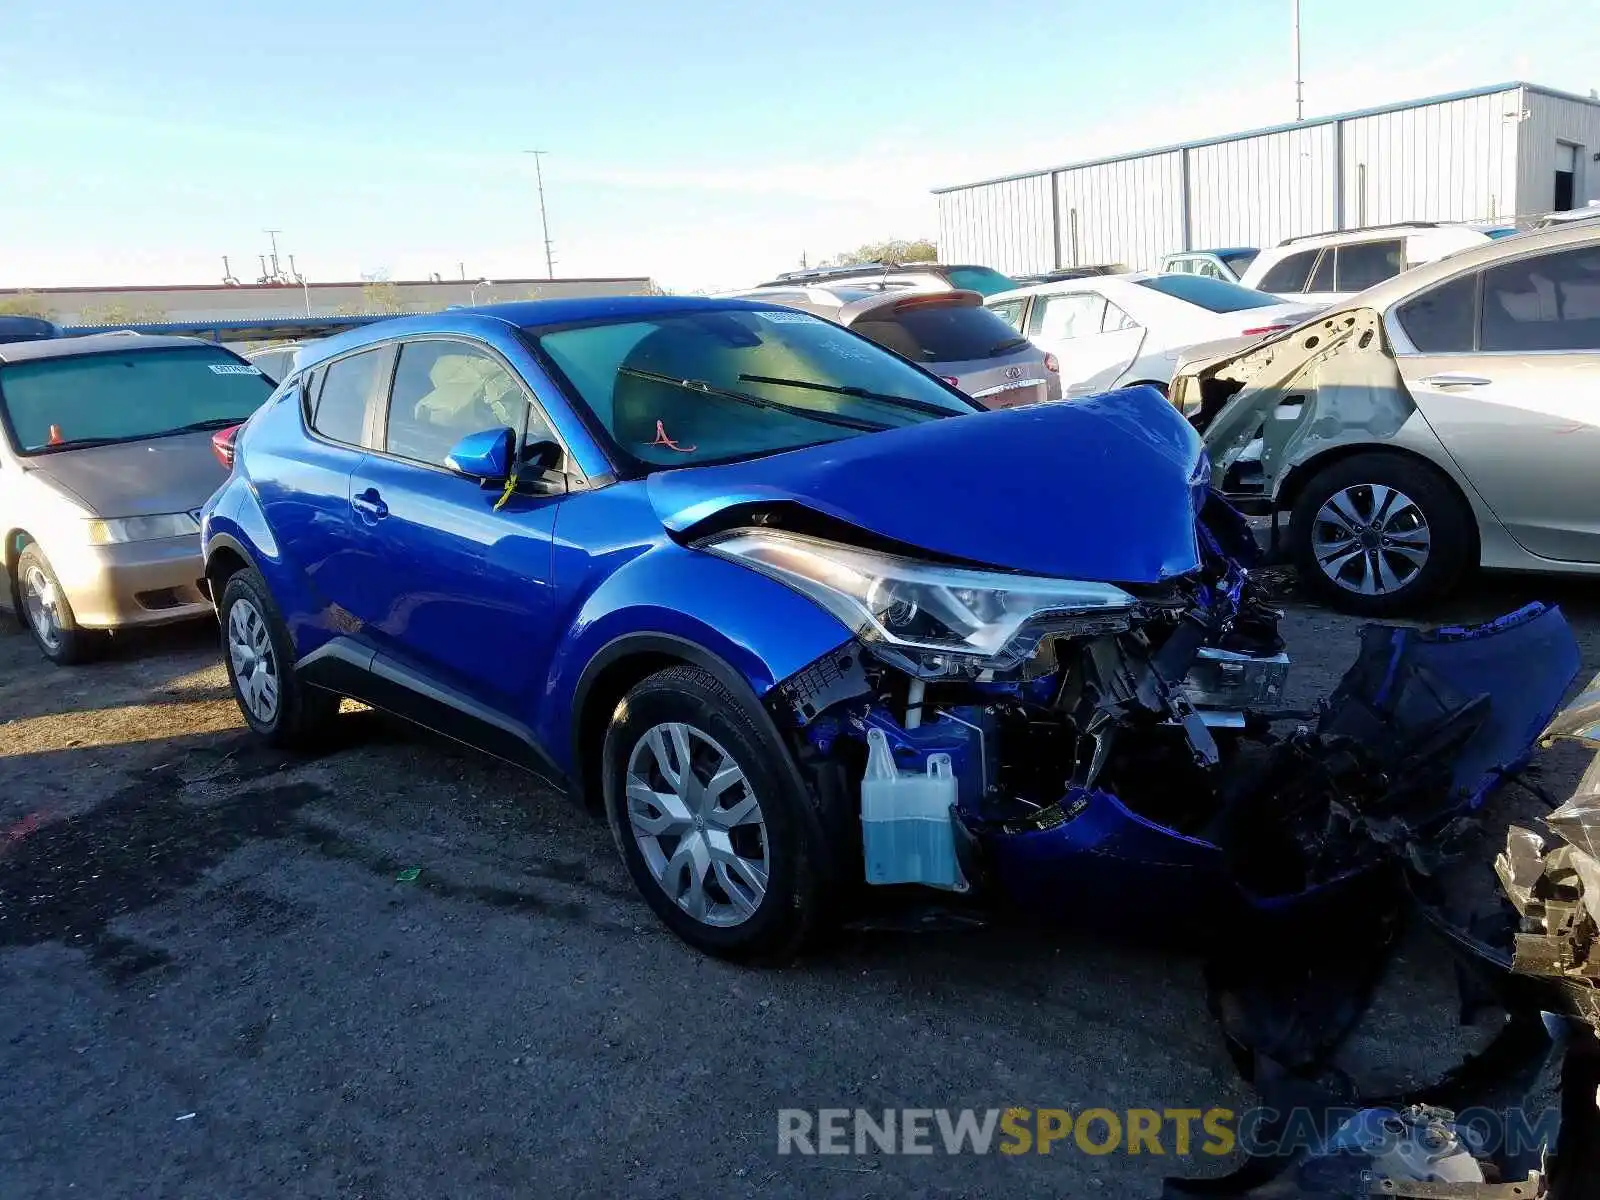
<box><xmin>719</xmin><ymin>394</ymin><xmax>1583</xmax><ymax>931</ymax></box>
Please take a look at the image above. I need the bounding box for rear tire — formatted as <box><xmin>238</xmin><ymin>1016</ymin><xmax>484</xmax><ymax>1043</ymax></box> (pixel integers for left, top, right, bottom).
<box><xmin>602</xmin><ymin>664</ymin><xmax>824</xmax><ymax>962</ymax></box>
<box><xmin>219</xmin><ymin>568</ymin><xmax>339</xmax><ymax>748</ymax></box>
<box><xmin>15</xmin><ymin>544</ymin><xmax>103</xmax><ymax>666</ymax></box>
<box><xmin>1288</xmin><ymin>452</ymin><xmax>1473</xmax><ymax>616</ymax></box>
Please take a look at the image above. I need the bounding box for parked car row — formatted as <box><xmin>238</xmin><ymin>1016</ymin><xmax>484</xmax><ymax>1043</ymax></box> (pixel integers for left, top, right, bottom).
<box><xmin>1</xmin><ymin>231</ymin><xmax>1596</xmax><ymax>967</ymax></box>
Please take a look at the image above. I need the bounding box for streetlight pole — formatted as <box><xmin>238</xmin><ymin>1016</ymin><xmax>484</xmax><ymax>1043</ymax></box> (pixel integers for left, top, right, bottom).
<box><xmin>1293</xmin><ymin>0</ymin><xmax>1305</xmax><ymax>122</ymax></box>
<box><xmin>523</xmin><ymin>150</ymin><xmax>555</xmax><ymax>279</ymax></box>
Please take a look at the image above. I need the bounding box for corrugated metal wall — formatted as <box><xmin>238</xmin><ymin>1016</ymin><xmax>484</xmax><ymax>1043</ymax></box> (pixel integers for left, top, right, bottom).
<box><xmin>1053</xmin><ymin>152</ymin><xmax>1184</xmax><ymax>269</ymax></box>
<box><xmin>1518</xmin><ymin>90</ymin><xmax>1600</xmax><ymax>212</ymax></box>
<box><xmin>1188</xmin><ymin>123</ymin><xmax>1337</xmax><ymax>250</ymax></box>
<box><xmin>936</xmin><ymin>174</ymin><xmax>1054</xmax><ymax>275</ymax></box>
<box><xmin>934</xmin><ymin>86</ymin><xmax>1600</xmax><ymax>270</ymax></box>
<box><xmin>1339</xmin><ymin>90</ymin><xmax>1519</xmax><ymax>225</ymax></box>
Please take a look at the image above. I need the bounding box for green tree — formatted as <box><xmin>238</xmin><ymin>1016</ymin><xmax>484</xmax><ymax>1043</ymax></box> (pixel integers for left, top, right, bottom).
<box><xmin>0</xmin><ymin>292</ymin><xmax>58</xmax><ymax>320</ymax></box>
<box><xmin>77</xmin><ymin>300</ymin><xmax>168</xmax><ymax>326</ymax></box>
<box><xmin>827</xmin><ymin>238</ymin><xmax>937</xmax><ymax>267</ymax></box>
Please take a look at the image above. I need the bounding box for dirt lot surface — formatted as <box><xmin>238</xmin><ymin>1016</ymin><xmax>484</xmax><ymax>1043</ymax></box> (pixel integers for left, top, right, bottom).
<box><xmin>3</xmin><ymin>577</ymin><xmax>1598</xmax><ymax>1199</ymax></box>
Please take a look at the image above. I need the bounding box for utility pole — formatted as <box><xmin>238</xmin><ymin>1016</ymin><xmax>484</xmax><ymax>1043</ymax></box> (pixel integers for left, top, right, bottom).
<box><xmin>523</xmin><ymin>150</ymin><xmax>555</xmax><ymax>279</ymax></box>
<box><xmin>1292</xmin><ymin>0</ymin><xmax>1305</xmax><ymax>122</ymax></box>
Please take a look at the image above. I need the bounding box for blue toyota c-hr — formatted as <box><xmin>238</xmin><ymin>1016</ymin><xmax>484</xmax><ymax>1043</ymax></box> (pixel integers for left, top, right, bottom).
<box><xmin>204</xmin><ymin>295</ymin><xmax>1341</xmax><ymax>960</ymax></box>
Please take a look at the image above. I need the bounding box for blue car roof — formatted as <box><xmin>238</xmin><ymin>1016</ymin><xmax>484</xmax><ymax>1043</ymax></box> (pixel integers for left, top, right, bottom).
<box><xmin>299</xmin><ymin>294</ymin><xmax>784</xmax><ymax>370</ymax></box>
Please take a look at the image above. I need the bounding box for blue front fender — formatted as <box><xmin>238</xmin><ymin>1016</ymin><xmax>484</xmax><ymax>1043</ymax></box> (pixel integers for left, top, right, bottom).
<box><xmin>539</xmin><ymin>541</ymin><xmax>853</xmax><ymax>781</ymax></box>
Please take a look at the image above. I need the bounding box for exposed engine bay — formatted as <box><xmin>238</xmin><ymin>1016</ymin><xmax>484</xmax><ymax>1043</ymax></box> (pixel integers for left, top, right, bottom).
<box><xmin>765</xmin><ymin>493</ymin><xmax>1577</xmax><ymax>926</ymax></box>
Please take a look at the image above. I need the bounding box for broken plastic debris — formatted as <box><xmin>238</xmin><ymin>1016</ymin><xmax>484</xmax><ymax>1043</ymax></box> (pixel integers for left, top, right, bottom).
<box><xmin>395</xmin><ymin>867</ymin><xmax>421</xmax><ymax>882</ymax></box>
<box><xmin>1496</xmin><ymin>825</ymin><xmax>1547</xmax><ymax>915</ymax></box>
<box><xmin>1544</xmin><ymin>788</ymin><xmax>1600</xmax><ymax>860</ymax></box>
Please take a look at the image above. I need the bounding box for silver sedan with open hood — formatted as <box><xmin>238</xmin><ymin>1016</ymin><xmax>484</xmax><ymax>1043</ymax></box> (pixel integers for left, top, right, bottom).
<box><xmin>0</xmin><ymin>333</ymin><xmax>276</xmax><ymax>663</ymax></box>
<box><xmin>1173</xmin><ymin>221</ymin><xmax>1600</xmax><ymax>614</ymax></box>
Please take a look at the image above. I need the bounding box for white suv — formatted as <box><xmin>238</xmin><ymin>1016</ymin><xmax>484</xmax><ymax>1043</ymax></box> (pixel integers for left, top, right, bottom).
<box><xmin>1239</xmin><ymin>223</ymin><xmax>1493</xmax><ymax>305</ymax></box>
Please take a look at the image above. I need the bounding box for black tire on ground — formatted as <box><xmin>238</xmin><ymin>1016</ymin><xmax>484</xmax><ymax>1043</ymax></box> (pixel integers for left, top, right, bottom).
<box><xmin>218</xmin><ymin>567</ymin><xmax>339</xmax><ymax>748</ymax></box>
<box><xmin>601</xmin><ymin>664</ymin><xmax>824</xmax><ymax>962</ymax></box>
<box><xmin>14</xmin><ymin>543</ymin><xmax>104</xmax><ymax>666</ymax></box>
<box><xmin>1288</xmin><ymin>451</ymin><xmax>1475</xmax><ymax>616</ymax></box>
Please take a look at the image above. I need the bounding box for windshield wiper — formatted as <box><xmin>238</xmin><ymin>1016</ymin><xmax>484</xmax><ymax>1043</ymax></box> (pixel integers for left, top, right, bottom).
<box><xmin>736</xmin><ymin>373</ymin><xmax>959</xmax><ymax>419</ymax></box>
<box><xmin>32</xmin><ymin>436</ymin><xmax>132</xmax><ymax>453</ymax></box>
<box><xmin>986</xmin><ymin>337</ymin><xmax>1031</xmax><ymax>357</ymax></box>
<box><xmin>617</xmin><ymin>367</ymin><xmax>893</xmax><ymax>433</ymax></box>
<box><xmin>173</xmin><ymin>417</ymin><xmax>251</xmax><ymax>432</ymax></box>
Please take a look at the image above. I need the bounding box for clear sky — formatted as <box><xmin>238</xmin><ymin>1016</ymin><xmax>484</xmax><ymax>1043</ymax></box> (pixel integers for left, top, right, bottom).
<box><xmin>1</xmin><ymin>0</ymin><xmax>1595</xmax><ymax>294</ymax></box>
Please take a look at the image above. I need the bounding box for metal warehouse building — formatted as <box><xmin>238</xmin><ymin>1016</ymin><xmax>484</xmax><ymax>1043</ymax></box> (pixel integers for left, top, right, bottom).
<box><xmin>935</xmin><ymin>82</ymin><xmax>1600</xmax><ymax>275</ymax></box>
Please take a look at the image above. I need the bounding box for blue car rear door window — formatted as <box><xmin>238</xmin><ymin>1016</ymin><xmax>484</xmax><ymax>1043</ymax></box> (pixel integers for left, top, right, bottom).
<box><xmin>311</xmin><ymin>349</ymin><xmax>386</xmax><ymax>446</ymax></box>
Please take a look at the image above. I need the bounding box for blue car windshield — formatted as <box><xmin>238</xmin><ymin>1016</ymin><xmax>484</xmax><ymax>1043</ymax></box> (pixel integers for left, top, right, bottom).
<box><xmin>530</xmin><ymin>308</ymin><xmax>978</xmax><ymax>471</ymax></box>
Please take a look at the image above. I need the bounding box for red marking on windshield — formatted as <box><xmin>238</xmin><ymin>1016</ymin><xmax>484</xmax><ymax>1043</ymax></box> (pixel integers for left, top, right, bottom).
<box><xmin>651</xmin><ymin>420</ymin><xmax>696</xmax><ymax>452</ymax></box>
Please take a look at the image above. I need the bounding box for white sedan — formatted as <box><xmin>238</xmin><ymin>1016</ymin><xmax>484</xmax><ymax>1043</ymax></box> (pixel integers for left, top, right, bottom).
<box><xmin>986</xmin><ymin>273</ymin><xmax>1321</xmax><ymax>398</ymax></box>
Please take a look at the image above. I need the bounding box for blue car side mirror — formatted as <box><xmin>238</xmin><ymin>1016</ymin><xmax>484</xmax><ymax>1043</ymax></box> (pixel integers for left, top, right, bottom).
<box><xmin>445</xmin><ymin>427</ymin><xmax>514</xmax><ymax>481</ymax></box>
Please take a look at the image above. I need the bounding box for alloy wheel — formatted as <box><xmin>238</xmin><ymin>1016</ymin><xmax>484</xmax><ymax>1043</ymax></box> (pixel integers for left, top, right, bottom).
<box><xmin>625</xmin><ymin>721</ymin><xmax>769</xmax><ymax>928</ymax></box>
<box><xmin>1311</xmin><ymin>482</ymin><xmax>1431</xmax><ymax>597</ymax></box>
<box><xmin>21</xmin><ymin>564</ymin><xmax>62</xmax><ymax>652</ymax></box>
<box><xmin>227</xmin><ymin>597</ymin><xmax>281</xmax><ymax>724</ymax></box>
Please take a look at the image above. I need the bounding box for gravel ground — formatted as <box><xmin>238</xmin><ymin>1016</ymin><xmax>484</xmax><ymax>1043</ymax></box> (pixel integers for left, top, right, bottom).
<box><xmin>2</xmin><ymin>574</ymin><xmax>1598</xmax><ymax>1200</ymax></box>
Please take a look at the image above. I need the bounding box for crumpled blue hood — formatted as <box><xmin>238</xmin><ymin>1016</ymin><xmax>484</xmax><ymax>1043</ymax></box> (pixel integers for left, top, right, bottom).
<box><xmin>648</xmin><ymin>385</ymin><xmax>1206</xmax><ymax>583</ymax></box>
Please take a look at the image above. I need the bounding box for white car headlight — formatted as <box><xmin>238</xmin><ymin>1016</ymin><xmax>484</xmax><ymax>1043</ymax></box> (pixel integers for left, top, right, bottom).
<box><xmin>85</xmin><ymin>512</ymin><xmax>201</xmax><ymax>546</ymax></box>
<box><xmin>704</xmin><ymin>529</ymin><xmax>1136</xmax><ymax>678</ymax></box>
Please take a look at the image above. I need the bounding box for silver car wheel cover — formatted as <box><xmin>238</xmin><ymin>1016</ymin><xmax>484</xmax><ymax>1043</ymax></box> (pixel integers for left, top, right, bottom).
<box><xmin>227</xmin><ymin>597</ymin><xmax>281</xmax><ymax>724</ymax></box>
<box><xmin>1311</xmin><ymin>482</ymin><xmax>1431</xmax><ymax>596</ymax></box>
<box><xmin>625</xmin><ymin>721</ymin><xmax>769</xmax><ymax>928</ymax></box>
<box><xmin>21</xmin><ymin>564</ymin><xmax>62</xmax><ymax>652</ymax></box>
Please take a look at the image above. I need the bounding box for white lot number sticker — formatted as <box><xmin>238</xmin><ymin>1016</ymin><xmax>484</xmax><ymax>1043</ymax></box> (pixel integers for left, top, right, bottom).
<box><xmin>760</xmin><ymin>309</ymin><xmax>871</xmax><ymax>360</ymax></box>
<box><xmin>208</xmin><ymin>364</ymin><xmax>262</xmax><ymax>375</ymax></box>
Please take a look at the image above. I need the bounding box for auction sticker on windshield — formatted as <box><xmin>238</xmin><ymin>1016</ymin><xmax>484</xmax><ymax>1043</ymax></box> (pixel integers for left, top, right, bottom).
<box><xmin>758</xmin><ymin>310</ymin><xmax>825</xmax><ymax>324</ymax></box>
<box><xmin>207</xmin><ymin>364</ymin><xmax>263</xmax><ymax>375</ymax></box>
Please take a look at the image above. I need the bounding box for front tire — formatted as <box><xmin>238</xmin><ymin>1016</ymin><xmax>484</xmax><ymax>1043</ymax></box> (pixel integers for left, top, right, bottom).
<box><xmin>602</xmin><ymin>665</ymin><xmax>823</xmax><ymax>962</ymax></box>
<box><xmin>15</xmin><ymin>544</ymin><xmax>103</xmax><ymax>666</ymax></box>
<box><xmin>1288</xmin><ymin>452</ymin><xmax>1473</xmax><ymax>616</ymax></box>
<box><xmin>219</xmin><ymin>568</ymin><xmax>339</xmax><ymax>748</ymax></box>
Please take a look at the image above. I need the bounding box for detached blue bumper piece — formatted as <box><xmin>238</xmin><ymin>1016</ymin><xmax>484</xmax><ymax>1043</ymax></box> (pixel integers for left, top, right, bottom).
<box><xmin>984</xmin><ymin>603</ymin><xmax>1581</xmax><ymax>928</ymax></box>
<box><xmin>1321</xmin><ymin>602</ymin><xmax>1581</xmax><ymax>806</ymax></box>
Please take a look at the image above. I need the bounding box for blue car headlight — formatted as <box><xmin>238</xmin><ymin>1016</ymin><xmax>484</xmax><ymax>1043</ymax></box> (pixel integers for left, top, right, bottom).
<box><xmin>703</xmin><ymin>529</ymin><xmax>1136</xmax><ymax>679</ymax></box>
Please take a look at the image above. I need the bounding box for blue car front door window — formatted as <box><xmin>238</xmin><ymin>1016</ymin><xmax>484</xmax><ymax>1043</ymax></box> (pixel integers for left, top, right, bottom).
<box><xmin>383</xmin><ymin>340</ymin><xmax>541</xmax><ymax>468</ymax></box>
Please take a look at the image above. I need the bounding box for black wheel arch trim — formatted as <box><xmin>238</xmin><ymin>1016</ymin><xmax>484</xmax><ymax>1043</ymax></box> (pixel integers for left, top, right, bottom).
<box><xmin>571</xmin><ymin>632</ymin><xmax>846</xmax><ymax>887</ymax></box>
<box><xmin>203</xmin><ymin>532</ymin><xmax>265</xmax><ymax>590</ymax></box>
